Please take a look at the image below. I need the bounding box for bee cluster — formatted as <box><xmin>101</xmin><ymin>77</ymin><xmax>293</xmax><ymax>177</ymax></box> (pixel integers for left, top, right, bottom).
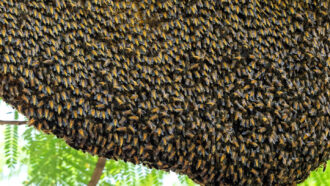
<box><xmin>0</xmin><ymin>0</ymin><xmax>329</xmax><ymax>185</ymax></box>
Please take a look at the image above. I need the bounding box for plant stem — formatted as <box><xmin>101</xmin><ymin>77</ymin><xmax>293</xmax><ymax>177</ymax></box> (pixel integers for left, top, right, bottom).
<box><xmin>88</xmin><ymin>157</ymin><xmax>107</xmax><ymax>186</ymax></box>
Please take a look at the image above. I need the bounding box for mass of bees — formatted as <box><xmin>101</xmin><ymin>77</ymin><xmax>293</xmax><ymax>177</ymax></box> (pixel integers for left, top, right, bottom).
<box><xmin>0</xmin><ymin>0</ymin><xmax>329</xmax><ymax>185</ymax></box>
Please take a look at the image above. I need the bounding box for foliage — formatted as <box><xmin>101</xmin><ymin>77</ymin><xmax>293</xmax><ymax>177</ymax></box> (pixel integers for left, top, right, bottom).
<box><xmin>298</xmin><ymin>163</ymin><xmax>330</xmax><ymax>186</ymax></box>
<box><xmin>21</xmin><ymin>126</ymin><xmax>97</xmax><ymax>185</ymax></box>
<box><xmin>4</xmin><ymin>110</ymin><xmax>19</xmax><ymax>169</ymax></box>
<box><xmin>0</xmin><ymin>102</ymin><xmax>329</xmax><ymax>186</ymax></box>
<box><xmin>4</xmin><ymin>124</ymin><xmax>18</xmax><ymax>169</ymax></box>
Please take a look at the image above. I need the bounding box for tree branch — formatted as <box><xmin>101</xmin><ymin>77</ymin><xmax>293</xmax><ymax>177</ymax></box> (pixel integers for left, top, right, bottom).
<box><xmin>88</xmin><ymin>157</ymin><xmax>107</xmax><ymax>186</ymax></box>
<box><xmin>0</xmin><ymin>120</ymin><xmax>27</xmax><ymax>125</ymax></box>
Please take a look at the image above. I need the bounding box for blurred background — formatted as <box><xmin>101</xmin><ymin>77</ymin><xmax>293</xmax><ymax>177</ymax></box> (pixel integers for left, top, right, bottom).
<box><xmin>0</xmin><ymin>99</ymin><xmax>329</xmax><ymax>186</ymax></box>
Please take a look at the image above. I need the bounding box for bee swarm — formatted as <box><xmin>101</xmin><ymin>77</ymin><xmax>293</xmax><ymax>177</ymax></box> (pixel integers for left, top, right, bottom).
<box><xmin>0</xmin><ymin>0</ymin><xmax>329</xmax><ymax>185</ymax></box>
